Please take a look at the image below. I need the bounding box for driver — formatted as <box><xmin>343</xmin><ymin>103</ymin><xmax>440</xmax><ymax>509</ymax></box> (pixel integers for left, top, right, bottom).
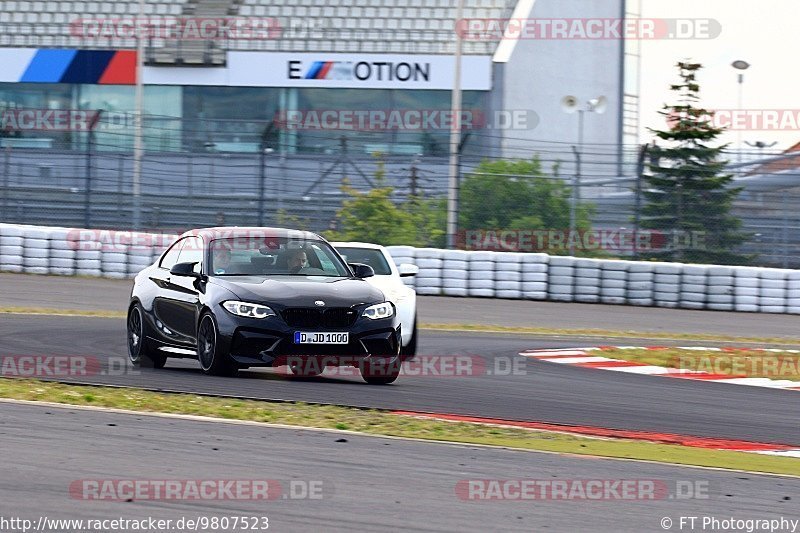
<box><xmin>287</xmin><ymin>248</ymin><xmax>308</xmax><ymax>274</ymax></box>
<box><xmin>212</xmin><ymin>247</ymin><xmax>232</xmax><ymax>274</ymax></box>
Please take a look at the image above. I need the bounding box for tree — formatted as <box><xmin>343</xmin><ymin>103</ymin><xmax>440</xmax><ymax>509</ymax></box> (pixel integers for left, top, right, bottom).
<box><xmin>459</xmin><ymin>158</ymin><xmax>595</xmax><ymax>254</ymax></box>
<box><xmin>642</xmin><ymin>61</ymin><xmax>749</xmax><ymax>264</ymax></box>
<box><xmin>326</xmin><ymin>181</ymin><xmax>446</xmax><ymax>247</ymax></box>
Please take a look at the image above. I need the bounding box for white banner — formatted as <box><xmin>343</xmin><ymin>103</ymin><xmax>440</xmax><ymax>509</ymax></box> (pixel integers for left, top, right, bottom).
<box><xmin>144</xmin><ymin>52</ymin><xmax>492</xmax><ymax>90</ymax></box>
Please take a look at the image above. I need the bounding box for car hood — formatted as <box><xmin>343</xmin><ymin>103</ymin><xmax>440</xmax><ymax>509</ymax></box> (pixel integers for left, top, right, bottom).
<box><xmin>209</xmin><ymin>276</ymin><xmax>386</xmax><ymax>308</ymax></box>
<box><xmin>365</xmin><ymin>275</ymin><xmax>411</xmax><ymax>303</ymax></box>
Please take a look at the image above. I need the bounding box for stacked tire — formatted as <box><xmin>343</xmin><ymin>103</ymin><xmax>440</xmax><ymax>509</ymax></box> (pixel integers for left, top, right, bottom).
<box><xmin>600</xmin><ymin>261</ymin><xmax>628</xmax><ymax>305</ymax></box>
<box><xmin>706</xmin><ymin>266</ymin><xmax>735</xmax><ymax>311</ymax></box>
<box><xmin>441</xmin><ymin>249</ymin><xmax>468</xmax><ymax>297</ymax></box>
<box><xmin>787</xmin><ymin>271</ymin><xmax>800</xmax><ymax>314</ymax></box>
<box><xmin>680</xmin><ymin>264</ymin><xmax>708</xmax><ymax>310</ymax></box>
<box><xmin>734</xmin><ymin>267</ymin><xmax>760</xmax><ymax>312</ymax></box>
<box><xmin>128</xmin><ymin>245</ymin><xmax>154</xmax><ymax>277</ymax></box>
<box><xmin>573</xmin><ymin>258</ymin><xmax>601</xmax><ymax>303</ymax></box>
<box><xmin>759</xmin><ymin>268</ymin><xmax>787</xmax><ymax>313</ymax></box>
<box><xmin>521</xmin><ymin>253</ymin><xmax>548</xmax><ymax>300</ymax></box>
<box><xmin>101</xmin><ymin>244</ymin><xmax>129</xmax><ymax>279</ymax></box>
<box><xmin>48</xmin><ymin>227</ymin><xmax>76</xmax><ymax>276</ymax></box>
<box><xmin>547</xmin><ymin>256</ymin><xmax>575</xmax><ymax>302</ymax></box>
<box><xmin>627</xmin><ymin>262</ymin><xmax>654</xmax><ymax>307</ymax></box>
<box><xmin>653</xmin><ymin>263</ymin><xmax>681</xmax><ymax>308</ymax></box>
<box><xmin>23</xmin><ymin>226</ymin><xmax>50</xmax><ymax>275</ymax></box>
<box><xmin>494</xmin><ymin>252</ymin><xmax>522</xmax><ymax>299</ymax></box>
<box><xmin>413</xmin><ymin>248</ymin><xmax>442</xmax><ymax>296</ymax></box>
<box><xmin>468</xmin><ymin>251</ymin><xmax>495</xmax><ymax>298</ymax></box>
<box><xmin>0</xmin><ymin>224</ymin><xmax>24</xmax><ymax>273</ymax></box>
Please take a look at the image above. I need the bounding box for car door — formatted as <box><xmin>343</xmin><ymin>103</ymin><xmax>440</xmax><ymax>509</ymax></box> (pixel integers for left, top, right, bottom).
<box><xmin>149</xmin><ymin>237</ymin><xmax>185</xmax><ymax>341</ymax></box>
<box><xmin>157</xmin><ymin>236</ymin><xmax>204</xmax><ymax>345</ymax></box>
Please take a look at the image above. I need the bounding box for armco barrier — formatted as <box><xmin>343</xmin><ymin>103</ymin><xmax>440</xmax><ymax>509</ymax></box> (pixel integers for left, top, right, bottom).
<box><xmin>2</xmin><ymin>223</ymin><xmax>800</xmax><ymax>314</ymax></box>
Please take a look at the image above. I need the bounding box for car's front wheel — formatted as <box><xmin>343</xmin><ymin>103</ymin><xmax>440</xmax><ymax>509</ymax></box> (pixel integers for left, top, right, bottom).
<box><xmin>127</xmin><ymin>304</ymin><xmax>167</xmax><ymax>369</ymax></box>
<box><xmin>360</xmin><ymin>356</ymin><xmax>401</xmax><ymax>385</ymax></box>
<box><xmin>197</xmin><ymin>313</ymin><xmax>238</xmax><ymax>377</ymax></box>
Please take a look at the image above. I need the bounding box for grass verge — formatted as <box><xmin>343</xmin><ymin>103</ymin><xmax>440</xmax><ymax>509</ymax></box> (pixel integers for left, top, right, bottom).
<box><xmin>0</xmin><ymin>306</ymin><xmax>125</xmax><ymax>318</ymax></box>
<box><xmin>597</xmin><ymin>347</ymin><xmax>800</xmax><ymax>380</ymax></box>
<box><xmin>2</xmin><ymin>307</ymin><xmax>800</xmax><ymax>346</ymax></box>
<box><xmin>421</xmin><ymin>323</ymin><xmax>800</xmax><ymax>346</ymax></box>
<box><xmin>0</xmin><ymin>378</ymin><xmax>797</xmax><ymax>476</ymax></box>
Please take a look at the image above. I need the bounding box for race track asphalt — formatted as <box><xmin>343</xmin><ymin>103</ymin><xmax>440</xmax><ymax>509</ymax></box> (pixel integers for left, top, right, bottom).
<box><xmin>2</xmin><ymin>401</ymin><xmax>797</xmax><ymax>533</ymax></box>
<box><xmin>1</xmin><ymin>313</ymin><xmax>798</xmax><ymax>445</ymax></box>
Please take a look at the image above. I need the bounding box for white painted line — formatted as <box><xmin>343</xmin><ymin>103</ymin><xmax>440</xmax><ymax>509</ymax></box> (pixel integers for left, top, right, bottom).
<box><xmin>754</xmin><ymin>449</ymin><xmax>800</xmax><ymax>459</ymax></box>
<box><xmin>519</xmin><ymin>350</ymin><xmax>589</xmax><ymax>357</ymax></box>
<box><xmin>711</xmin><ymin>377</ymin><xmax>800</xmax><ymax>388</ymax></box>
<box><xmin>537</xmin><ymin>356</ymin><xmax>622</xmax><ymax>364</ymax></box>
<box><xmin>601</xmin><ymin>366</ymin><xmax>698</xmax><ymax>375</ymax></box>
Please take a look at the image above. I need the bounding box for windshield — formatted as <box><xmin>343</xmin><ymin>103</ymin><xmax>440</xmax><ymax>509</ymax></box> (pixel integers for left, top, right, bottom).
<box><xmin>209</xmin><ymin>236</ymin><xmax>351</xmax><ymax>277</ymax></box>
<box><xmin>335</xmin><ymin>247</ymin><xmax>393</xmax><ymax>276</ymax></box>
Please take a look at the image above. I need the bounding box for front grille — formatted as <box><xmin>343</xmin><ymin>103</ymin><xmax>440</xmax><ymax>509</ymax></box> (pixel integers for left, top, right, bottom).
<box><xmin>281</xmin><ymin>307</ymin><xmax>357</xmax><ymax>328</ymax></box>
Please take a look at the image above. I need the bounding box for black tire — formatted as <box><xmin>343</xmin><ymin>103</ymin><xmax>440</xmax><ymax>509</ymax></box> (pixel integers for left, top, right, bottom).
<box><xmin>360</xmin><ymin>356</ymin><xmax>401</xmax><ymax>385</ymax></box>
<box><xmin>401</xmin><ymin>316</ymin><xmax>417</xmax><ymax>358</ymax></box>
<box><xmin>127</xmin><ymin>304</ymin><xmax>167</xmax><ymax>369</ymax></box>
<box><xmin>197</xmin><ymin>312</ymin><xmax>238</xmax><ymax>377</ymax></box>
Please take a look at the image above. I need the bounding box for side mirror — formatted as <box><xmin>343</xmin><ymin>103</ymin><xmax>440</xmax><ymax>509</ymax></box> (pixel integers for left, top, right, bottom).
<box><xmin>170</xmin><ymin>262</ymin><xmax>201</xmax><ymax>278</ymax></box>
<box><xmin>397</xmin><ymin>263</ymin><xmax>419</xmax><ymax>277</ymax></box>
<box><xmin>349</xmin><ymin>262</ymin><xmax>375</xmax><ymax>279</ymax></box>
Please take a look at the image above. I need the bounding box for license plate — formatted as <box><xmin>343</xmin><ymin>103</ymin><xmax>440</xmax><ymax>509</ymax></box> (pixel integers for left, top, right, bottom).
<box><xmin>293</xmin><ymin>332</ymin><xmax>349</xmax><ymax>344</ymax></box>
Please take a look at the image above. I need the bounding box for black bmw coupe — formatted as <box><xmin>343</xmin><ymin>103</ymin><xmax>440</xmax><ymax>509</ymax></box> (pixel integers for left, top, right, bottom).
<box><xmin>127</xmin><ymin>227</ymin><xmax>403</xmax><ymax>384</ymax></box>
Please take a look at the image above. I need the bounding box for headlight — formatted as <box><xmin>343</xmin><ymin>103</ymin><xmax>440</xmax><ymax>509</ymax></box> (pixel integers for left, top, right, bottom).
<box><xmin>363</xmin><ymin>302</ymin><xmax>394</xmax><ymax>320</ymax></box>
<box><xmin>222</xmin><ymin>301</ymin><xmax>275</xmax><ymax>319</ymax></box>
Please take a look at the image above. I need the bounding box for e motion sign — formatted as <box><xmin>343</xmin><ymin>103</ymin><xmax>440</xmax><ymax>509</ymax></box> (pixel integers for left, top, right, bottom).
<box><xmin>144</xmin><ymin>52</ymin><xmax>492</xmax><ymax>90</ymax></box>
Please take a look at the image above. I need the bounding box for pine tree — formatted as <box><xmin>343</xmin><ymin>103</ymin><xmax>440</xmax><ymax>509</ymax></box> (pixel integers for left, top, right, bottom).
<box><xmin>642</xmin><ymin>61</ymin><xmax>750</xmax><ymax>264</ymax></box>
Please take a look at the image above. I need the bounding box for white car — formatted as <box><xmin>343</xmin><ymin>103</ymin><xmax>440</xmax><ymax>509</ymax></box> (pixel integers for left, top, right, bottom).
<box><xmin>332</xmin><ymin>242</ymin><xmax>419</xmax><ymax>357</ymax></box>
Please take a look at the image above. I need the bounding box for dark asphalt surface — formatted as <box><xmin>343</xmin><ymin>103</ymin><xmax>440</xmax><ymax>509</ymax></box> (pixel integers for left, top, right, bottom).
<box><xmin>3</xmin><ymin>272</ymin><xmax>800</xmax><ymax>338</ymax></box>
<box><xmin>1</xmin><ymin>314</ymin><xmax>799</xmax><ymax>445</ymax></box>
<box><xmin>2</xmin><ymin>401</ymin><xmax>798</xmax><ymax>533</ymax></box>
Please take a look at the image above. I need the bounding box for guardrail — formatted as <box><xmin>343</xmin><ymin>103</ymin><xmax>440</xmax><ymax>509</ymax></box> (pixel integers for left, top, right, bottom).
<box><xmin>2</xmin><ymin>223</ymin><xmax>799</xmax><ymax>314</ymax></box>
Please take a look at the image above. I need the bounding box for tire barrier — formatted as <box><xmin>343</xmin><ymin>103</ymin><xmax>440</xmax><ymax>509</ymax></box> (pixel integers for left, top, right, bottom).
<box><xmin>2</xmin><ymin>223</ymin><xmax>800</xmax><ymax>314</ymax></box>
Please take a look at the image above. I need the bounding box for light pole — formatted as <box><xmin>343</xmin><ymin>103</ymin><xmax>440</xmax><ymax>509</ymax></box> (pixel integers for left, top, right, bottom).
<box><xmin>445</xmin><ymin>0</ymin><xmax>465</xmax><ymax>249</ymax></box>
<box><xmin>745</xmin><ymin>140</ymin><xmax>777</xmax><ymax>160</ymax></box>
<box><xmin>132</xmin><ymin>0</ymin><xmax>145</xmax><ymax>229</ymax></box>
<box><xmin>562</xmin><ymin>95</ymin><xmax>607</xmax><ymax>255</ymax></box>
<box><xmin>731</xmin><ymin>60</ymin><xmax>750</xmax><ymax>165</ymax></box>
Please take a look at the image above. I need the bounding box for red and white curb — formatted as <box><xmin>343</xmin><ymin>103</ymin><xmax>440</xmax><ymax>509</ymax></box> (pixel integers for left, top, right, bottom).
<box><xmin>513</xmin><ymin>346</ymin><xmax>800</xmax><ymax>458</ymax></box>
<box><xmin>520</xmin><ymin>346</ymin><xmax>800</xmax><ymax>394</ymax></box>
<box><xmin>392</xmin><ymin>411</ymin><xmax>800</xmax><ymax>459</ymax></box>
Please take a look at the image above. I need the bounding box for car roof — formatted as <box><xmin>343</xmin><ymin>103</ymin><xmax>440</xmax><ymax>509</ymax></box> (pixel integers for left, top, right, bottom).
<box><xmin>180</xmin><ymin>227</ymin><xmax>324</xmax><ymax>243</ymax></box>
<box><xmin>330</xmin><ymin>241</ymin><xmax>386</xmax><ymax>251</ymax></box>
